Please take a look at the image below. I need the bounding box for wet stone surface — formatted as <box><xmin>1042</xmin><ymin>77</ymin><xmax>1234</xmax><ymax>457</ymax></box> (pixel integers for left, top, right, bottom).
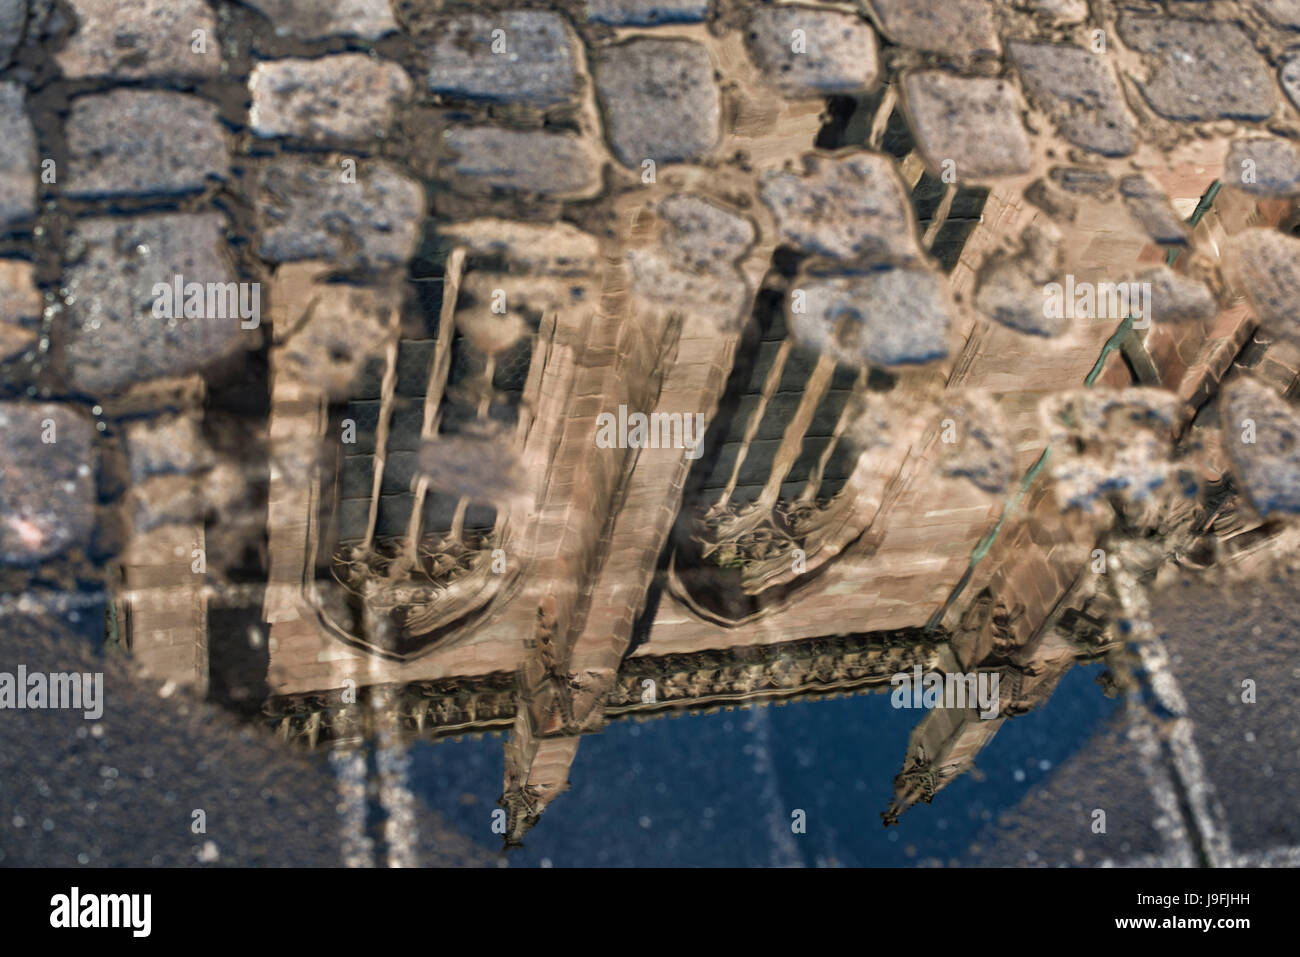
<box><xmin>1118</xmin><ymin>17</ymin><xmax>1275</xmax><ymax>122</ymax></box>
<box><xmin>759</xmin><ymin>151</ymin><xmax>917</xmax><ymax>263</ymax></box>
<box><xmin>594</xmin><ymin>38</ymin><xmax>720</xmax><ymax>167</ymax></box>
<box><xmin>869</xmin><ymin>0</ymin><xmax>1000</xmax><ymax>59</ymax></box>
<box><xmin>256</xmin><ymin>156</ymin><xmax>424</xmax><ymax>269</ymax></box>
<box><xmin>245</xmin><ymin>0</ymin><xmax>397</xmax><ymax>40</ymax></box>
<box><xmin>745</xmin><ymin>6</ymin><xmax>878</xmax><ymax>98</ymax></box>
<box><xmin>426</xmin><ymin>11</ymin><xmax>580</xmax><ymax>106</ymax></box>
<box><xmin>250</xmin><ymin>56</ymin><xmax>413</xmax><ymax>145</ymax></box>
<box><xmin>0</xmin><ymin>403</ymin><xmax>95</xmax><ymax>565</ymax></box>
<box><xmin>0</xmin><ymin>83</ymin><xmax>36</xmax><ymax>231</ymax></box>
<box><xmin>58</xmin><ymin>0</ymin><xmax>220</xmax><ymax>79</ymax></box>
<box><xmin>441</xmin><ymin>127</ymin><xmax>602</xmax><ymax>198</ymax></box>
<box><xmin>903</xmin><ymin>72</ymin><xmax>1033</xmax><ymax>180</ymax></box>
<box><xmin>66</xmin><ymin>91</ymin><xmax>229</xmax><ymax>199</ymax></box>
<box><xmin>791</xmin><ymin>268</ymin><xmax>953</xmax><ymax>368</ymax></box>
<box><xmin>60</xmin><ymin>213</ymin><xmax>247</xmax><ymax>395</ymax></box>
<box><xmin>1224</xmin><ymin>137</ymin><xmax>1300</xmax><ymax>198</ymax></box>
<box><xmin>1008</xmin><ymin>41</ymin><xmax>1137</xmax><ymax>158</ymax></box>
<box><xmin>1221</xmin><ymin>377</ymin><xmax>1300</xmax><ymax>515</ymax></box>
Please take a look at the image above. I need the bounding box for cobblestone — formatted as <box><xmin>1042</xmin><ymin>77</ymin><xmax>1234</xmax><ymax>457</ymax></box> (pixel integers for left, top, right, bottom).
<box><xmin>66</xmin><ymin>91</ymin><xmax>228</xmax><ymax>199</ymax></box>
<box><xmin>58</xmin><ymin>0</ymin><xmax>220</xmax><ymax>79</ymax></box>
<box><xmin>1139</xmin><ymin>266</ymin><xmax>1217</xmax><ymax>324</ymax></box>
<box><xmin>125</xmin><ymin>413</ymin><xmax>214</xmax><ymax>483</ymax></box>
<box><xmin>792</xmin><ymin>268</ymin><xmax>953</xmax><ymax>367</ymax></box>
<box><xmin>250</xmin><ymin>56</ymin><xmax>412</xmax><ymax>145</ymax></box>
<box><xmin>0</xmin><ymin>260</ymin><xmax>39</xmax><ymax>362</ymax></box>
<box><xmin>61</xmin><ymin>213</ymin><xmax>247</xmax><ymax>394</ymax></box>
<box><xmin>940</xmin><ymin>393</ymin><xmax>1013</xmax><ymax>494</ymax></box>
<box><xmin>975</xmin><ymin>223</ymin><xmax>1066</xmax><ymax>337</ymax></box>
<box><xmin>1008</xmin><ymin>41</ymin><xmax>1137</xmax><ymax>158</ymax></box>
<box><xmin>1224</xmin><ymin>137</ymin><xmax>1300</xmax><ymax>197</ymax></box>
<box><xmin>627</xmin><ymin>194</ymin><xmax>754</xmax><ymax>326</ymax></box>
<box><xmin>594</xmin><ymin>38</ymin><xmax>720</xmax><ymax>167</ymax></box>
<box><xmin>1230</xmin><ymin>228</ymin><xmax>1300</xmax><ymax>345</ymax></box>
<box><xmin>586</xmin><ymin>0</ymin><xmax>706</xmax><ymax>26</ymax></box>
<box><xmin>1222</xmin><ymin>377</ymin><xmax>1300</xmax><ymax>515</ymax></box>
<box><xmin>869</xmin><ymin>0</ymin><xmax>1000</xmax><ymax>59</ymax></box>
<box><xmin>759</xmin><ymin>151</ymin><xmax>917</xmax><ymax>263</ymax></box>
<box><xmin>0</xmin><ymin>83</ymin><xmax>36</xmax><ymax>231</ymax></box>
<box><xmin>1254</xmin><ymin>0</ymin><xmax>1300</xmax><ymax>30</ymax></box>
<box><xmin>256</xmin><ymin>157</ymin><xmax>424</xmax><ymax>269</ymax></box>
<box><xmin>1120</xmin><ymin>175</ymin><xmax>1189</xmax><ymax>246</ymax></box>
<box><xmin>441</xmin><ymin>127</ymin><xmax>602</xmax><ymax>199</ymax></box>
<box><xmin>745</xmin><ymin>6</ymin><xmax>878</xmax><ymax>98</ymax></box>
<box><xmin>245</xmin><ymin>0</ymin><xmax>397</xmax><ymax>40</ymax></box>
<box><xmin>0</xmin><ymin>0</ymin><xmax>24</xmax><ymax>69</ymax></box>
<box><xmin>426</xmin><ymin>11</ymin><xmax>580</xmax><ymax>106</ymax></box>
<box><xmin>1118</xmin><ymin>17</ymin><xmax>1275</xmax><ymax>122</ymax></box>
<box><xmin>903</xmin><ymin>72</ymin><xmax>1033</xmax><ymax>180</ymax></box>
<box><xmin>0</xmin><ymin>403</ymin><xmax>95</xmax><ymax>565</ymax></box>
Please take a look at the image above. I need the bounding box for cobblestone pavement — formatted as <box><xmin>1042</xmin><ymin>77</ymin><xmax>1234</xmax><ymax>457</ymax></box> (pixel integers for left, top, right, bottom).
<box><xmin>2</xmin><ymin>0</ymin><xmax>1299</xmax><ymax>867</ymax></box>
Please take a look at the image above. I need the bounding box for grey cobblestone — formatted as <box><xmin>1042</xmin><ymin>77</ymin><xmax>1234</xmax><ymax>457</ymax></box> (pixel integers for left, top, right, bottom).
<box><xmin>250</xmin><ymin>56</ymin><xmax>413</xmax><ymax>145</ymax></box>
<box><xmin>66</xmin><ymin>90</ymin><xmax>229</xmax><ymax>199</ymax></box>
<box><xmin>868</xmin><ymin>0</ymin><xmax>1000</xmax><ymax>59</ymax></box>
<box><xmin>586</xmin><ymin>0</ymin><xmax>707</xmax><ymax>26</ymax></box>
<box><xmin>1230</xmin><ymin>228</ymin><xmax>1300</xmax><ymax>345</ymax></box>
<box><xmin>0</xmin><ymin>83</ymin><xmax>36</xmax><ymax>231</ymax></box>
<box><xmin>760</xmin><ymin>151</ymin><xmax>917</xmax><ymax>263</ymax></box>
<box><xmin>792</xmin><ymin>268</ymin><xmax>953</xmax><ymax>367</ymax></box>
<box><xmin>1009</xmin><ymin>41</ymin><xmax>1137</xmax><ymax>158</ymax></box>
<box><xmin>256</xmin><ymin>157</ymin><xmax>424</xmax><ymax>269</ymax></box>
<box><xmin>0</xmin><ymin>0</ymin><xmax>25</xmax><ymax>69</ymax></box>
<box><xmin>1225</xmin><ymin>136</ymin><xmax>1300</xmax><ymax>197</ymax></box>
<box><xmin>1139</xmin><ymin>266</ymin><xmax>1218</xmax><ymax>324</ymax></box>
<box><xmin>58</xmin><ymin>0</ymin><xmax>220</xmax><ymax>79</ymax></box>
<box><xmin>441</xmin><ymin>126</ymin><xmax>602</xmax><ymax>198</ymax></box>
<box><xmin>745</xmin><ymin>6</ymin><xmax>878</xmax><ymax>98</ymax></box>
<box><xmin>1221</xmin><ymin>377</ymin><xmax>1300</xmax><ymax>515</ymax></box>
<box><xmin>1120</xmin><ymin>175</ymin><xmax>1189</xmax><ymax>246</ymax></box>
<box><xmin>61</xmin><ymin>213</ymin><xmax>248</xmax><ymax>394</ymax></box>
<box><xmin>594</xmin><ymin>38</ymin><xmax>720</xmax><ymax>167</ymax></box>
<box><xmin>1118</xmin><ymin>17</ymin><xmax>1275</xmax><ymax>122</ymax></box>
<box><xmin>426</xmin><ymin>11</ymin><xmax>580</xmax><ymax>106</ymax></box>
<box><xmin>0</xmin><ymin>260</ymin><xmax>39</xmax><ymax>361</ymax></box>
<box><xmin>0</xmin><ymin>403</ymin><xmax>95</xmax><ymax>565</ymax></box>
<box><xmin>903</xmin><ymin>72</ymin><xmax>1033</xmax><ymax>179</ymax></box>
<box><xmin>245</xmin><ymin>0</ymin><xmax>398</xmax><ymax>40</ymax></box>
